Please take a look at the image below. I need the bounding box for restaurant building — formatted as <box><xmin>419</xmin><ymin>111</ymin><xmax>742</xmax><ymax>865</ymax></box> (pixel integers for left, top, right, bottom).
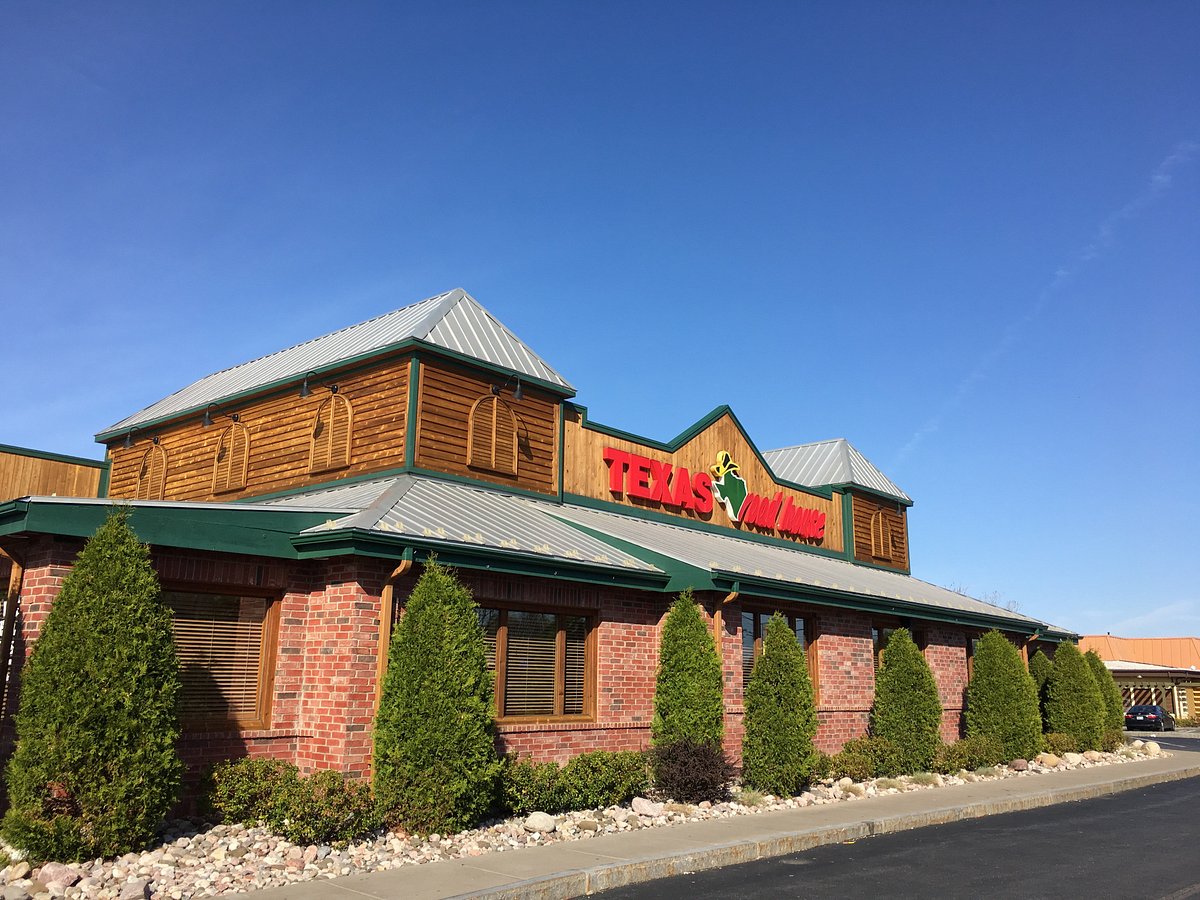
<box><xmin>0</xmin><ymin>289</ymin><xmax>1074</xmax><ymax>777</ymax></box>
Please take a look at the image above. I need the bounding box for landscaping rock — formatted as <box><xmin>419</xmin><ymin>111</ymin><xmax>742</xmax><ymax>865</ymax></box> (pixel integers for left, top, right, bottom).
<box><xmin>578</xmin><ymin>819</ymin><xmax>600</xmax><ymax>832</ymax></box>
<box><xmin>1144</xmin><ymin>741</ymin><xmax>1162</xmax><ymax>756</ymax></box>
<box><xmin>523</xmin><ymin>812</ymin><xmax>557</xmax><ymax>834</ymax></box>
<box><xmin>118</xmin><ymin>879</ymin><xmax>152</xmax><ymax>900</ymax></box>
<box><xmin>1</xmin><ymin>886</ymin><xmax>31</xmax><ymax>900</ymax></box>
<box><xmin>1009</xmin><ymin>759</ymin><xmax>1028</xmax><ymax>771</ymax></box>
<box><xmin>631</xmin><ymin>797</ymin><xmax>664</xmax><ymax>817</ymax></box>
<box><xmin>5</xmin><ymin>862</ymin><xmax>31</xmax><ymax>883</ymax></box>
<box><xmin>1083</xmin><ymin>750</ymin><xmax>1102</xmax><ymax>762</ymax></box>
<box><xmin>1038</xmin><ymin>752</ymin><xmax>1062</xmax><ymax>768</ymax></box>
<box><xmin>1062</xmin><ymin>752</ymin><xmax>1084</xmax><ymax>766</ymax></box>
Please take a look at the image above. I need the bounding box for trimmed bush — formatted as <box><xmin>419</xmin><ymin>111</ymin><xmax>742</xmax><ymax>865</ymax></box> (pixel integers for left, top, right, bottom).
<box><xmin>1100</xmin><ymin>728</ymin><xmax>1125</xmax><ymax>752</ymax></box>
<box><xmin>934</xmin><ymin>734</ymin><xmax>1005</xmax><ymax>773</ymax></box>
<box><xmin>2</xmin><ymin>510</ymin><xmax>183</xmax><ymax>861</ymax></box>
<box><xmin>741</xmin><ymin>614</ymin><xmax>819</xmax><ymax>796</ymax></box>
<box><xmin>1084</xmin><ymin>650</ymin><xmax>1125</xmax><ymax>733</ymax></box>
<box><xmin>964</xmin><ymin>631</ymin><xmax>1042</xmax><ymax>760</ymax></box>
<box><xmin>503</xmin><ymin>751</ymin><xmax>649</xmax><ymax>815</ymax></box>
<box><xmin>652</xmin><ymin>590</ymin><xmax>724</xmax><ymax>748</ymax></box>
<box><xmin>1029</xmin><ymin>649</ymin><xmax>1054</xmax><ymax>728</ymax></box>
<box><xmin>1044</xmin><ymin>642</ymin><xmax>1105</xmax><ymax>751</ymax></box>
<box><xmin>650</xmin><ymin>739</ymin><xmax>733</xmax><ymax>803</ymax></box>
<box><xmin>373</xmin><ymin>561</ymin><xmax>503</xmax><ymax>835</ymax></box>
<box><xmin>205</xmin><ymin>759</ymin><xmax>379</xmax><ymax>846</ymax></box>
<box><xmin>829</xmin><ymin>736</ymin><xmax>904</xmax><ymax>781</ymax></box>
<box><xmin>1042</xmin><ymin>732</ymin><xmax>1078</xmax><ymax>755</ymax></box>
<box><xmin>870</xmin><ymin>628</ymin><xmax>943</xmax><ymax>773</ymax></box>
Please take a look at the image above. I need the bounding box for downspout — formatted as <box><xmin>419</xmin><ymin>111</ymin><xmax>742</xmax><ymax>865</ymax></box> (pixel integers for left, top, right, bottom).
<box><xmin>374</xmin><ymin>551</ymin><xmax>414</xmax><ymax>712</ymax></box>
<box><xmin>0</xmin><ymin>546</ymin><xmax>26</xmax><ymax>718</ymax></box>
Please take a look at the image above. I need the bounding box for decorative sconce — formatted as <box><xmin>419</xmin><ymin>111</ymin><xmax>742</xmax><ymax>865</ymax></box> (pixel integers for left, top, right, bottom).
<box><xmin>491</xmin><ymin>375</ymin><xmax>524</xmax><ymax>401</ymax></box>
<box><xmin>123</xmin><ymin>431</ymin><xmax>134</xmax><ymax>449</ymax></box>
<box><xmin>202</xmin><ymin>404</ymin><xmax>240</xmax><ymax>427</ymax></box>
<box><xmin>299</xmin><ymin>371</ymin><xmax>338</xmax><ymax>397</ymax></box>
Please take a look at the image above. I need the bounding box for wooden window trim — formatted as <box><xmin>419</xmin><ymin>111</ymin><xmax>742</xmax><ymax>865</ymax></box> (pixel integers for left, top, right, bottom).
<box><xmin>478</xmin><ymin>603</ymin><xmax>596</xmax><ymax>724</ymax></box>
<box><xmin>161</xmin><ymin>584</ymin><xmax>279</xmax><ymax>732</ymax></box>
<box><xmin>135</xmin><ymin>443</ymin><xmax>168</xmax><ymax>501</ymax></box>
<box><xmin>466</xmin><ymin>394</ymin><xmax>519</xmax><ymax>476</ymax></box>
<box><xmin>211</xmin><ymin>421</ymin><xmax>251</xmax><ymax>495</ymax></box>
<box><xmin>308</xmin><ymin>394</ymin><xmax>354</xmax><ymax>475</ymax></box>
<box><xmin>741</xmin><ymin>606</ymin><xmax>820</xmax><ymax>704</ymax></box>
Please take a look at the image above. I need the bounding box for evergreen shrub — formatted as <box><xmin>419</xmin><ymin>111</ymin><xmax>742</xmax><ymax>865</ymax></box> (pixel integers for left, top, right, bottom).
<box><xmin>651</xmin><ymin>590</ymin><xmax>724</xmax><ymax>748</ymax></box>
<box><xmin>1042</xmin><ymin>732</ymin><xmax>1078</xmax><ymax>755</ymax></box>
<box><xmin>1084</xmin><ymin>650</ymin><xmax>1125</xmax><ymax>733</ymax></box>
<box><xmin>650</xmin><ymin>739</ymin><xmax>732</xmax><ymax>803</ymax></box>
<box><xmin>373</xmin><ymin>561</ymin><xmax>503</xmax><ymax>835</ymax></box>
<box><xmin>870</xmin><ymin>628</ymin><xmax>943</xmax><ymax>773</ymax></box>
<box><xmin>1029</xmin><ymin>649</ymin><xmax>1054</xmax><ymax>728</ymax></box>
<box><xmin>829</xmin><ymin>736</ymin><xmax>904</xmax><ymax>781</ymax></box>
<box><xmin>933</xmin><ymin>734</ymin><xmax>1005</xmax><ymax>773</ymax></box>
<box><xmin>964</xmin><ymin>631</ymin><xmax>1042</xmax><ymax>760</ymax></box>
<box><xmin>741</xmin><ymin>614</ymin><xmax>819</xmax><ymax>796</ymax></box>
<box><xmin>1</xmin><ymin>510</ymin><xmax>183</xmax><ymax>861</ymax></box>
<box><xmin>503</xmin><ymin>751</ymin><xmax>649</xmax><ymax>815</ymax></box>
<box><xmin>203</xmin><ymin>758</ymin><xmax>297</xmax><ymax>823</ymax></box>
<box><xmin>1100</xmin><ymin>729</ymin><xmax>1126</xmax><ymax>753</ymax></box>
<box><xmin>1044</xmin><ymin>642</ymin><xmax>1105</xmax><ymax>751</ymax></box>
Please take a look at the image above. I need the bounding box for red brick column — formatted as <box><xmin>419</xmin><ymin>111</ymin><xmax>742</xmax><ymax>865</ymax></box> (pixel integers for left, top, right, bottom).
<box><xmin>925</xmin><ymin>626</ymin><xmax>969</xmax><ymax>742</ymax></box>
<box><xmin>812</xmin><ymin>611</ymin><xmax>875</xmax><ymax>754</ymax></box>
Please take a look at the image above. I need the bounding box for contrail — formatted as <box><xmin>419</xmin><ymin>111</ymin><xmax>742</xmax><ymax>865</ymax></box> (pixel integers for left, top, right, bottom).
<box><xmin>895</xmin><ymin>140</ymin><xmax>1198</xmax><ymax>465</ymax></box>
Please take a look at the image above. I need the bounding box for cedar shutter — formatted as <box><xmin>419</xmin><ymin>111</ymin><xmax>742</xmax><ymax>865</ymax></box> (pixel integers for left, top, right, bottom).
<box><xmin>467</xmin><ymin>395</ymin><xmax>518</xmax><ymax>475</ymax></box>
<box><xmin>136</xmin><ymin>444</ymin><xmax>168</xmax><ymax>501</ymax></box>
<box><xmin>870</xmin><ymin>510</ymin><xmax>892</xmax><ymax>560</ymax></box>
<box><xmin>165</xmin><ymin>592</ymin><xmax>269</xmax><ymax>727</ymax></box>
<box><xmin>309</xmin><ymin>394</ymin><xmax>353</xmax><ymax>473</ymax></box>
<box><xmin>212</xmin><ymin>422</ymin><xmax>251</xmax><ymax>494</ymax></box>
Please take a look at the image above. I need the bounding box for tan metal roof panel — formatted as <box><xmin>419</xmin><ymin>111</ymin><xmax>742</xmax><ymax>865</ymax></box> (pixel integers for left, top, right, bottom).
<box><xmin>764</xmin><ymin>438</ymin><xmax>911</xmax><ymax>503</ymax></box>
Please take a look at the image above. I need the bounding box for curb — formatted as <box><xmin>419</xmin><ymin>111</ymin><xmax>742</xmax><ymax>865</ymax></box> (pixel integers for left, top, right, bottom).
<box><xmin>454</xmin><ymin>763</ymin><xmax>1200</xmax><ymax>900</ymax></box>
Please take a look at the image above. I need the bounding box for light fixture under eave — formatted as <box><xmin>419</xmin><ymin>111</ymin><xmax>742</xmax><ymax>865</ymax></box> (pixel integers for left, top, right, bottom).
<box><xmin>491</xmin><ymin>374</ymin><xmax>524</xmax><ymax>401</ymax></box>
<box><xmin>123</xmin><ymin>431</ymin><xmax>134</xmax><ymax>449</ymax></box>
<box><xmin>299</xmin><ymin>370</ymin><xmax>319</xmax><ymax>398</ymax></box>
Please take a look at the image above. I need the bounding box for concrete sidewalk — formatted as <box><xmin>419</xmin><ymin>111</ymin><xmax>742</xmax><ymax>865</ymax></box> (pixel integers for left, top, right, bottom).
<box><xmin>245</xmin><ymin>748</ymin><xmax>1200</xmax><ymax>900</ymax></box>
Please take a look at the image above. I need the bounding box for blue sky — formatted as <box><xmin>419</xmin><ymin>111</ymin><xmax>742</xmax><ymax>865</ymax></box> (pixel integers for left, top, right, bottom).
<box><xmin>3</xmin><ymin>2</ymin><xmax>1197</xmax><ymax>638</ymax></box>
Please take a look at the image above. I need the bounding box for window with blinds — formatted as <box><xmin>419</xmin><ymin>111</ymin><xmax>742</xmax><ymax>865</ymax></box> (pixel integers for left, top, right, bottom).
<box><xmin>741</xmin><ymin>609</ymin><xmax>817</xmax><ymax>700</ymax></box>
<box><xmin>872</xmin><ymin>625</ymin><xmax>896</xmax><ymax>672</ymax></box>
<box><xmin>309</xmin><ymin>394</ymin><xmax>353</xmax><ymax>473</ymax></box>
<box><xmin>135</xmin><ymin>444</ymin><xmax>168</xmax><ymax>500</ymax></box>
<box><xmin>211</xmin><ymin>421</ymin><xmax>251</xmax><ymax>494</ymax></box>
<box><xmin>476</xmin><ymin>606</ymin><xmax>590</xmax><ymax>719</ymax></box>
<box><xmin>466</xmin><ymin>395</ymin><xmax>518</xmax><ymax>476</ymax></box>
<box><xmin>164</xmin><ymin>591</ymin><xmax>273</xmax><ymax>728</ymax></box>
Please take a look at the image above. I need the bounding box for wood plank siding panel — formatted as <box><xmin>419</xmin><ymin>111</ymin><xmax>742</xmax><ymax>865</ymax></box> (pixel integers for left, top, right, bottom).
<box><xmin>851</xmin><ymin>492</ymin><xmax>909</xmax><ymax>570</ymax></box>
<box><xmin>0</xmin><ymin>451</ymin><xmax>103</xmax><ymax>502</ymax></box>
<box><xmin>561</xmin><ymin>408</ymin><xmax>843</xmax><ymax>552</ymax></box>
<box><xmin>414</xmin><ymin>359</ymin><xmax>558</xmax><ymax>495</ymax></box>
<box><xmin>105</xmin><ymin>355</ymin><xmax>411</xmax><ymax>501</ymax></box>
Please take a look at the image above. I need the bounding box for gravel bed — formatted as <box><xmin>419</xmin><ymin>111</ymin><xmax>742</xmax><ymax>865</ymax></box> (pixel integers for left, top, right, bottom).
<box><xmin>0</xmin><ymin>740</ymin><xmax>1167</xmax><ymax>900</ymax></box>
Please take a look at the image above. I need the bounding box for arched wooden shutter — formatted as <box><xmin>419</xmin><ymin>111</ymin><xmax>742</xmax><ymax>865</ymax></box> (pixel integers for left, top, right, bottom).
<box><xmin>212</xmin><ymin>421</ymin><xmax>251</xmax><ymax>494</ymax></box>
<box><xmin>467</xmin><ymin>395</ymin><xmax>518</xmax><ymax>476</ymax></box>
<box><xmin>135</xmin><ymin>444</ymin><xmax>168</xmax><ymax>500</ymax></box>
<box><xmin>870</xmin><ymin>510</ymin><xmax>892</xmax><ymax>560</ymax></box>
<box><xmin>309</xmin><ymin>394</ymin><xmax>353</xmax><ymax>473</ymax></box>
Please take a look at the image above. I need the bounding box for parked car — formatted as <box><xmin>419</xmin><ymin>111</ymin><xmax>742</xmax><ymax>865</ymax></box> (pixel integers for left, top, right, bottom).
<box><xmin>1124</xmin><ymin>704</ymin><xmax>1176</xmax><ymax>731</ymax></box>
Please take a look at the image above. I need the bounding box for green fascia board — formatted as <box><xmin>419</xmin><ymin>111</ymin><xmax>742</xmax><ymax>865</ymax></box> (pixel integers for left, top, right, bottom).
<box><xmin>289</xmin><ymin>527</ymin><xmax>671</xmax><ymax>590</ymax></box>
<box><xmin>404</xmin><ymin>356</ymin><xmax>420</xmax><ymax>467</ymax></box>
<box><xmin>712</xmin><ymin>570</ymin><xmax>1052</xmax><ymax>636</ymax></box>
<box><xmin>546</xmin><ymin>515</ymin><xmax>715</xmax><ymax>593</ymax></box>
<box><xmin>850</xmin><ymin>556</ymin><xmax>913</xmax><ymax>577</ymax></box>
<box><xmin>0</xmin><ymin>499</ymin><xmax>330</xmax><ymax>559</ymax></box>
<box><xmin>565</xmin><ymin>402</ymin><xmax>835</xmax><ymax>502</ymax></box>
<box><xmin>561</xmin><ymin>492</ymin><xmax>850</xmax><ymax>562</ymax></box>
<box><xmin>833</xmin><ymin>482</ymin><xmax>914</xmax><ymax>509</ymax></box>
<box><xmin>0</xmin><ymin>443</ymin><xmax>107</xmax><ymax>469</ymax></box>
<box><xmin>94</xmin><ymin>339</ymin><xmax>575</xmax><ymax>444</ymax></box>
<box><xmin>96</xmin><ymin>455</ymin><xmax>112</xmax><ymax>498</ymax></box>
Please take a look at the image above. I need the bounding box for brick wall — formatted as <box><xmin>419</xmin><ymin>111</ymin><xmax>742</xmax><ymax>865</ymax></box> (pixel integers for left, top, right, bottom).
<box><xmin>925</xmin><ymin>625</ymin><xmax>970</xmax><ymax>742</ymax></box>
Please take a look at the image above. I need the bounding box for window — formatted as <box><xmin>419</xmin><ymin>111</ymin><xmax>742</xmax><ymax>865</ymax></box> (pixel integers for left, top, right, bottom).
<box><xmin>309</xmin><ymin>394</ymin><xmax>353</xmax><ymax>473</ymax></box>
<box><xmin>871</xmin><ymin>625</ymin><xmax>896</xmax><ymax>672</ymax></box>
<box><xmin>135</xmin><ymin>443</ymin><xmax>168</xmax><ymax>500</ymax></box>
<box><xmin>477</xmin><ymin>606</ymin><xmax>591</xmax><ymax>719</ymax></box>
<box><xmin>741</xmin><ymin>609</ymin><xmax>818</xmax><ymax>699</ymax></box>
<box><xmin>163</xmin><ymin>590</ymin><xmax>276</xmax><ymax>729</ymax></box>
<box><xmin>211</xmin><ymin>421</ymin><xmax>251</xmax><ymax>494</ymax></box>
<box><xmin>870</xmin><ymin>510</ymin><xmax>893</xmax><ymax>561</ymax></box>
<box><xmin>467</xmin><ymin>395</ymin><xmax>518</xmax><ymax>476</ymax></box>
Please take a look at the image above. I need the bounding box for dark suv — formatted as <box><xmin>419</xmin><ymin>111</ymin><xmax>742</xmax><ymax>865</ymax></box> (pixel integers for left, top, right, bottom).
<box><xmin>1124</xmin><ymin>704</ymin><xmax>1176</xmax><ymax>731</ymax></box>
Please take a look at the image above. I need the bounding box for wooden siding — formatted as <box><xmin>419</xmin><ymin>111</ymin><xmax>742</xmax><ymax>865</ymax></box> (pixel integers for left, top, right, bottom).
<box><xmin>105</xmin><ymin>355</ymin><xmax>411</xmax><ymax>501</ymax></box>
<box><xmin>851</xmin><ymin>492</ymin><xmax>909</xmax><ymax>571</ymax></box>
<box><xmin>561</xmin><ymin>408</ymin><xmax>844</xmax><ymax>552</ymax></box>
<box><xmin>0</xmin><ymin>450</ymin><xmax>103</xmax><ymax>502</ymax></box>
<box><xmin>414</xmin><ymin>359</ymin><xmax>558</xmax><ymax>495</ymax></box>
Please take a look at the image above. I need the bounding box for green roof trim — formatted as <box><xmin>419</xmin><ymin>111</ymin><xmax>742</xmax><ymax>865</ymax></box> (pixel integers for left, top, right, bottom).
<box><xmin>566</xmin><ymin>402</ymin><xmax>835</xmax><ymax>502</ymax></box>
<box><xmin>289</xmin><ymin>527</ymin><xmax>671</xmax><ymax>590</ymax></box>
<box><xmin>834</xmin><ymin>482</ymin><xmax>914</xmax><ymax>509</ymax></box>
<box><xmin>95</xmin><ymin>339</ymin><xmax>575</xmax><ymax>444</ymax></box>
<box><xmin>0</xmin><ymin>498</ymin><xmax>333</xmax><ymax>559</ymax></box>
<box><xmin>0</xmin><ymin>444</ymin><xmax>106</xmax><ymax>469</ymax></box>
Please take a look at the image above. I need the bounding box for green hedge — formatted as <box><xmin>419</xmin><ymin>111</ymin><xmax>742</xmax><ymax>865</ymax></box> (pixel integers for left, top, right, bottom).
<box><xmin>503</xmin><ymin>751</ymin><xmax>649</xmax><ymax>815</ymax></box>
<box><xmin>965</xmin><ymin>630</ymin><xmax>1042</xmax><ymax>760</ymax></box>
<box><xmin>870</xmin><ymin>628</ymin><xmax>943</xmax><ymax>773</ymax></box>
<box><xmin>1045</xmin><ymin>643</ymin><xmax>1104</xmax><ymax>751</ymax></box>
<box><xmin>652</xmin><ymin>590</ymin><xmax>724</xmax><ymax>748</ymax></box>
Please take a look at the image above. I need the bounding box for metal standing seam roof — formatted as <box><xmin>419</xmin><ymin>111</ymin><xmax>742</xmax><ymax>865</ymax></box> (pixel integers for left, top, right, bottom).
<box><xmin>292</xmin><ymin>475</ymin><xmax>659</xmax><ymax>574</ymax></box>
<box><xmin>764</xmin><ymin>438</ymin><xmax>911</xmax><ymax>503</ymax></box>
<box><xmin>99</xmin><ymin>289</ymin><xmax>575</xmax><ymax>438</ymax></box>
<box><xmin>549</xmin><ymin>502</ymin><xmax>1053</xmax><ymax>630</ymax></box>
